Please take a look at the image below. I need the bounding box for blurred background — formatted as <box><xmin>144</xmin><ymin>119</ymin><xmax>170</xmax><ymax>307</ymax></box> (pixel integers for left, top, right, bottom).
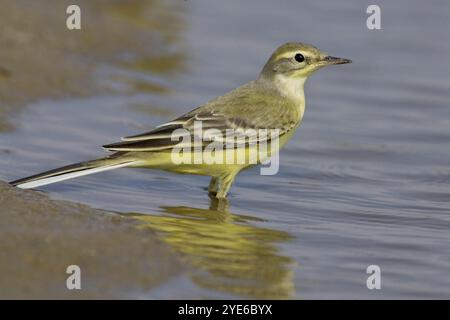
<box><xmin>0</xmin><ymin>0</ymin><xmax>449</xmax><ymax>299</ymax></box>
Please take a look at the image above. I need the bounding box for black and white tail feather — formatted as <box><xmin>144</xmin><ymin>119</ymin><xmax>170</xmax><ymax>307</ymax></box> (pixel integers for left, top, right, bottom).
<box><xmin>10</xmin><ymin>154</ymin><xmax>138</xmax><ymax>189</ymax></box>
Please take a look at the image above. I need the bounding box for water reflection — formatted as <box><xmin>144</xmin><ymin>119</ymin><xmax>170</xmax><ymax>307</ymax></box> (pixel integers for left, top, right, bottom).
<box><xmin>106</xmin><ymin>0</ymin><xmax>188</xmax><ymax>94</ymax></box>
<box><xmin>128</xmin><ymin>197</ymin><xmax>295</xmax><ymax>299</ymax></box>
<box><xmin>108</xmin><ymin>0</ymin><xmax>186</xmax><ymax>44</ymax></box>
<box><xmin>0</xmin><ymin>0</ymin><xmax>188</xmax><ymax>133</ymax></box>
<box><xmin>124</xmin><ymin>53</ymin><xmax>187</xmax><ymax>76</ymax></box>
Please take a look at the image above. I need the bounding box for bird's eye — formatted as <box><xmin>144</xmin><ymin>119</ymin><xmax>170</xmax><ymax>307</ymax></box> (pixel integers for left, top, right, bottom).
<box><xmin>294</xmin><ymin>53</ymin><xmax>305</xmax><ymax>63</ymax></box>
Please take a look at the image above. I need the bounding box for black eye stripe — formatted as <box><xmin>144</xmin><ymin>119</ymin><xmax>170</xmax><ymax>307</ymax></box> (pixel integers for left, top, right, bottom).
<box><xmin>294</xmin><ymin>53</ymin><xmax>305</xmax><ymax>63</ymax></box>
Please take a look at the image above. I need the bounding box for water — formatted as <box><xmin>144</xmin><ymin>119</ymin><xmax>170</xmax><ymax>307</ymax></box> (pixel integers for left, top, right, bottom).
<box><xmin>1</xmin><ymin>0</ymin><xmax>450</xmax><ymax>298</ymax></box>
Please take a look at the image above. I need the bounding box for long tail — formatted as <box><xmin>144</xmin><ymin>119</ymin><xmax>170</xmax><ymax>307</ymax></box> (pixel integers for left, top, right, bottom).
<box><xmin>10</xmin><ymin>154</ymin><xmax>139</xmax><ymax>189</ymax></box>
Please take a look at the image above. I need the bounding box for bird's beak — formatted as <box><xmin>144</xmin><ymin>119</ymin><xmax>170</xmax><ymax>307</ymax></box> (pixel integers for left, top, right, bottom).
<box><xmin>321</xmin><ymin>56</ymin><xmax>352</xmax><ymax>65</ymax></box>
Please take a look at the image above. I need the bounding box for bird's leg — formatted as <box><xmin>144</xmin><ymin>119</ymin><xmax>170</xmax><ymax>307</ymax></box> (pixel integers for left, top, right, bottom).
<box><xmin>215</xmin><ymin>173</ymin><xmax>237</xmax><ymax>199</ymax></box>
<box><xmin>209</xmin><ymin>197</ymin><xmax>230</xmax><ymax>213</ymax></box>
<box><xmin>208</xmin><ymin>177</ymin><xmax>219</xmax><ymax>196</ymax></box>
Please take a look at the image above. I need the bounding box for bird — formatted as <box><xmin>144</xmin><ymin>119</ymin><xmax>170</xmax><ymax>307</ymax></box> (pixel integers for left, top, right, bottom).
<box><xmin>10</xmin><ymin>42</ymin><xmax>351</xmax><ymax>199</ymax></box>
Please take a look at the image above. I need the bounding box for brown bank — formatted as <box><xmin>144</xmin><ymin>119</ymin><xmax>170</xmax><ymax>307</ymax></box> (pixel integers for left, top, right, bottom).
<box><xmin>0</xmin><ymin>182</ymin><xmax>183</xmax><ymax>299</ymax></box>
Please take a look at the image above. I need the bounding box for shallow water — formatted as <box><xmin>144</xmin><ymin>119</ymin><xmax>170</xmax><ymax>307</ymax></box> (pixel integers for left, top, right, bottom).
<box><xmin>2</xmin><ymin>0</ymin><xmax>450</xmax><ymax>298</ymax></box>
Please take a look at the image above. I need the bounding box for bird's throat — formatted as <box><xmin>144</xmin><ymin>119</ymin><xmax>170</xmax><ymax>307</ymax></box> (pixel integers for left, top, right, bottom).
<box><xmin>274</xmin><ymin>75</ymin><xmax>306</xmax><ymax>100</ymax></box>
<box><xmin>274</xmin><ymin>75</ymin><xmax>306</xmax><ymax>118</ymax></box>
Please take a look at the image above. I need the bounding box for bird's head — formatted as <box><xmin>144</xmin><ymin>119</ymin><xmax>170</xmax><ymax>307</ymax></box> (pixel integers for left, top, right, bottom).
<box><xmin>260</xmin><ymin>42</ymin><xmax>351</xmax><ymax>81</ymax></box>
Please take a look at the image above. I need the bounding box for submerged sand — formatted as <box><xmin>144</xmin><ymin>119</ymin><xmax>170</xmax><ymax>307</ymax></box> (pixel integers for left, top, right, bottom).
<box><xmin>0</xmin><ymin>0</ymin><xmax>185</xmax><ymax>130</ymax></box>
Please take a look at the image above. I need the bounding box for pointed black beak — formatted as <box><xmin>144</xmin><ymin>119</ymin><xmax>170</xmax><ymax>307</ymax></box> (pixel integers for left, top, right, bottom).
<box><xmin>323</xmin><ymin>56</ymin><xmax>352</xmax><ymax>65</ymax></box>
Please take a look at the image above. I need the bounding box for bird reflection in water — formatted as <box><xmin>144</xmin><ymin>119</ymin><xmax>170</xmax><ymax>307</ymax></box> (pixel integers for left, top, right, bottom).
<box><xmin>128</xmin><ymin>197</ymin><xmax>295</xmax><ymax>299</ymax></box>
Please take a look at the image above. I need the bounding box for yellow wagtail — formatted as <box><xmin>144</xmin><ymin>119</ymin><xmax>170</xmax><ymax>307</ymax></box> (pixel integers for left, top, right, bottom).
<box><xmin>11</xmin><ymin>42</ymin><xmax>351</xmax><ymax>198</ymax></box>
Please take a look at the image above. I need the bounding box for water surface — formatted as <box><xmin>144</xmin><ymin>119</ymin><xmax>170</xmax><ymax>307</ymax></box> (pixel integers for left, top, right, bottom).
<box><xmin>1</xmin><ymin>0</ymin><xmax>450</xmax><ymax>298</ymax></box>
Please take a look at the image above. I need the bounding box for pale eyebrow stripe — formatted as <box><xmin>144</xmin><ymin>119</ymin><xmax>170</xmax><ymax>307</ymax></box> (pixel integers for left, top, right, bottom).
<box><xmin>275</xmin><ymin>52</ymin><xmax>297</xmax><ymax>60</ymax></box>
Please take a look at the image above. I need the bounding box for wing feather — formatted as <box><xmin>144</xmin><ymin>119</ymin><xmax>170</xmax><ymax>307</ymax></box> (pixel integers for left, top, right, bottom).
<box><xmin>103</xmin><ymin>82</ymin><xmax>300</xmax><ymax>152</ymax></box>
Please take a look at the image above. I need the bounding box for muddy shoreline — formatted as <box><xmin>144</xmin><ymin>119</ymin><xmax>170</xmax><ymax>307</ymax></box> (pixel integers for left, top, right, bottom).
<box><xmin>0</xmin><ymin>182</ymin><xmax>183</xmax><ymax>299</ymax></box>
